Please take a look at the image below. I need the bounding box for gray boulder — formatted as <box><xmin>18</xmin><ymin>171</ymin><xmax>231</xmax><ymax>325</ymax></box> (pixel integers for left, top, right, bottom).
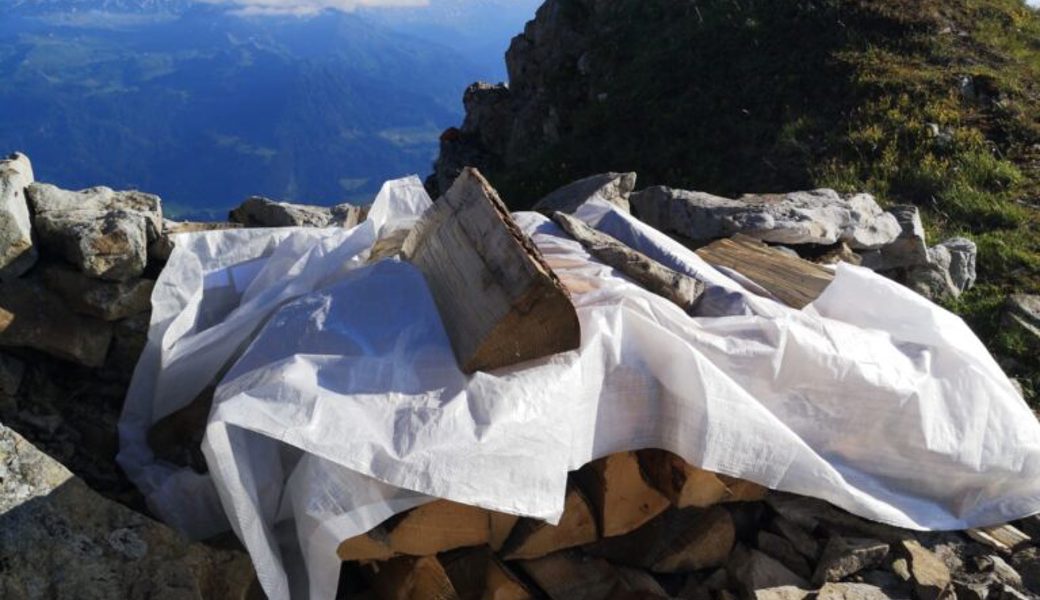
<box><xmin>40</xmin><ymin>263</ymin><xmax>154</xmax><ymax>322</ymax></box>
<box><xmin>0</xmin><ymin>352</ymin><xmax>24</xmax><ymax>413</ymax></box>
<box><xmin>813</xmin><ymin>536</ymin><xmax>890</xmax><ymax>585</ymax></box>
<box><xmin>937</xmin><ymin>237</ymin><xmax>977</xmax><ymax>293</ymax></box>
<box><xmin>27</xmin><ymin>184</ymin><xmax>162</xmax><ymax>282</ymax></box>
<box><xmin>0</xmin><ymin>153</ymin><xmax>37</xmax><ymax>280</ymax></box>
<box><xmin>817</xmin><ymin>583</ymin><xmax>893</xmax><ymax>600</ymax></box>
<box><xmin>906</xmin><ymin>238</ymin><xmax>978</xmax><ymax>301</ymax></box>
<box><xmin>533</xmin><ymin>172</ymin><xmax>637</xmax><ymax>215</ymax></box>
<box><xmin>630</xmin><ymin>187</ymin><xmax>900</xmax><ymax>250</ymax></box>
<box><xmin>149</xmin><ymin>219</ymin><xmax>244</xmax><ymax>262</ymax></box>
<box><xmin>0</xmin><ymin>279</ymin><xmax>112</xmax><ymax>367</ymax></box>
<box><xmin>229</xmin><ymin>196</ymin><xmax>365</xmax><ymax>229</ymax></box>
<box><xmin>0</xmin><ymin>420</ymin><xmax>258</xmax><ymax>599</ymax></box>
<box><xmin>870</xmin><ymin>205</ymin><xmax>929</xmax><ymax>271</ymax></box>
<box><xmin>729</xmin><ymin>545</ymin><xmax>810</xmax><ymax>597</ymax></box>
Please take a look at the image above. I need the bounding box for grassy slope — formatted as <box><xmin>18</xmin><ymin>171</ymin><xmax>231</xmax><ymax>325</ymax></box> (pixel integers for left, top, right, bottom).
<box><xmin>492</xmin><ymin>0</ymin><xmax>1040</xmax><ymax>401</ymax></box>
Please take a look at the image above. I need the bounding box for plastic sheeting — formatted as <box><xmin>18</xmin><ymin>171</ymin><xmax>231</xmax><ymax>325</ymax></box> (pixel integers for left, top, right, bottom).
<box><xmin>119</xmin><ymin>177</ymin><xmax>1040</xmax><ymax>600</ymax></box>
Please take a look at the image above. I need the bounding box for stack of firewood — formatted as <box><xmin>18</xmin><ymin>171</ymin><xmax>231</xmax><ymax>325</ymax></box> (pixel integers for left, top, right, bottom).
<box><xmin>338</xmin><ymin>449</ymin><xmax>766</xmax><ymax>600</ymax></box>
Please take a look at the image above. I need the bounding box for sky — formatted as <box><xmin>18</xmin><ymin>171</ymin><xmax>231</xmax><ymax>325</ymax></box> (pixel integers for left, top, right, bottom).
<box><xmin>200</xmin><ymin>0</ymin><xmax>433</xmax><ymax>16</ymax></box>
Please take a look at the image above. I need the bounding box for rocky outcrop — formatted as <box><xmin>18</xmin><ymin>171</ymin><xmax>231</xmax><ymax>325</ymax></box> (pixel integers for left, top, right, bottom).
<box><xmin>1004</xmin><ymin>295</ymin><xmax>1040</xmax><ymax>349</ymax></box>
<box><xmin>0</xmin><ymin>153</ymin><xmax>37</xmax><ymax>280</ymax></box>
<box><xmin>533</xmin><ymin>171</ymin><xmax>636</xmax><ymax>215</ymax></box>
<box><xmin>0</xmin><ymin>420</ymin><xmax>257</xmax><ymax>599</ymax></box>
<box><xmin>229</xmin><ymin>195</ymin><xmax>365</xmax><ymax>229</ymax></box>
<box><xmin>629</xmin><ymin>187</ymin><xmax>900</xmax><ymax>250</ymax></box>
<box><xmin>27</xmin><ymin>184</ymin><xmax>162</xmax><ymax>282</ymax></box>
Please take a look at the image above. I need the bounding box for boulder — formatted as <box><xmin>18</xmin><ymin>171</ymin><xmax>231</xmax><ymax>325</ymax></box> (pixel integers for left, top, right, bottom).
<box><xmin>874</xmin><ymin>205</ymin><xmax>929</xmax><ymax>271</ymax></box>
<box><xmin>106</xmin><ymin>312</ymin><xmax>151</xmax><ymax>380</ymax></box>
<box><xmin>729</xmin><ymin>545</ymin><xmax>810</xmax><ymax>598</ymax></box>
<box><xmin>1003</xmin><ymin>295</ymin><xmax>1040</xmax><ymax>349</ymax></box>
<box><xmin>149</xmin><ymin>220</ymin><xmax>244</xmax><ymax>262</ymax></box>
<box><xmin>758</xmin><ymin>531</ymin><xmax>813</xmax><ymax>579</ymax></box>
<box><xmin>27</xmin><ymin>184</ymin><xmax>162</xmax><ymax>282</ymax></box>
<box><xmin>1011</xmin><ymin>547</ymin><xmax>1039</xmax><ymax>594</ymax></box>
<box><xmin>813</xmin><ymin>536</ymin><xmax>890</xmax><ymax>585</ymax></box>
<box><xmin>0</xmin><ymin>352</ymin><xmax>24</xmax><ymax>413</ymax></box>
<box><xmin>0</xmin><ymin>420</ymin><xmax>258</xmax><ymax>599</ymax></box>
<box><xmin>533</xmin><ymin>172</ymin><xmax>637</xmax><ymax>215</ymax></box>
<box><xmin>897</xmin><ymin>540</ymin><xmax>952</xmax><ymax>600</ymax></box>
<box><xmin>754</xmin><ymin>587</ymin><xmax>813</xmax><ymax>600</ymax></box>
<box><xmin>816</xmin><ymin>583</ymin><xmax>892</xmax><ymax>600</ymax></box>
<box><xmin>0</xmin><ymin>279</ymin><xmax>112</xmax><ymax>367</ymax></box>
<box><xmin>630</xmin><ymin>187</ymin><xmax>900</xmax><ymax>250</ymax></box>
<box><xmin>40</xmin><ymin>263</ymin><xmax>153</xmax><ymax>321</ymax></box>
<box><xmin>0</xmin><ymin>153</ymin><xmax>37</xmax><ymax>280</ymax></box>
<box><xmin>936</xmin><ymin>237</ymin><xmax>977</xmax><ymax>293</ymax></box>
<box><xmin>228</xmin><ymin>196</ymin><xmax>364</xmax><ymax>229</ymax></box>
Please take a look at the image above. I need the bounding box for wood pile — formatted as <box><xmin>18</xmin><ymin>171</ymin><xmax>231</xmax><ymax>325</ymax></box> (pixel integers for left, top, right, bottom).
<box><xmin>336</xmin><ymin>449</ymin><xmax>768</xmax><ymax>600</ymax></box>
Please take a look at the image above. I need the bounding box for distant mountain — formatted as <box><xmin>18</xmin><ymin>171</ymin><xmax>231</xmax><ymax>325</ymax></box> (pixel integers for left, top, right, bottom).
<box><xmin>0</xmin><ymin>0</ymin><xmax>537</xmax><ymax>218</ymax></box>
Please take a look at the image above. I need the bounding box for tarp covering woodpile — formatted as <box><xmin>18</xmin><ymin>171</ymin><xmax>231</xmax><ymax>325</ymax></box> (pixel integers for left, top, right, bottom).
<box><xmin>118</xmin><ymin>169</ymin><xmax>1040</xmax><ymax>600</ymax></box>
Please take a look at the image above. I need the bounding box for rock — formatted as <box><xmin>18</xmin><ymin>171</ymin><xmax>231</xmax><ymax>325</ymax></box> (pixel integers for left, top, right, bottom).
<box><xmin>876</xmin><ymin>205</ymin><xmax>929</xmax><ymax>271</ymax></box>
<box><xmin>975</xmin><ymin>555</ymin><xmax>1024</xmax><ymax>591</ymax></box>
<box><xmin>1004</xmin><ymin>295</ymin><xmax>1040</xmax><ymax>349</ymax></box>
<box><xmin>40</xmin><ymin>263</ymin><xmax>153</xmax><ymax>321</ymax></box>
<box><xmin>1011</xmin><ymin>548</ymin><xmax>1039</xmax><ymax>594</ymax></box>
<box><xmin>0</xmin><ymin>279</ymin><xmax>113</xmax><ymax>367</ymax></box>
<box><xmin>773</xmin><ymin>515</ymin><xmax>821</xmax><ymax>560</ymax></box>
<box><xmin>936</xmin><ymin>237</ymin><xmax>977</xmax><ymax>293</ymax></box>
<box><xmin>228</xmin><ymin>196</ymin><xmax>364</xmax><ymax>229</ymax></box>
<box><xmin>149</xmin><ymin>220</ymin><xmax>244</xmax><ymax>262</ymax></box>
<box><xmin>630</xmin><ymin>187</ymin><xmax>900</xmax><ymax>250</ymax></box>
<box><xmin>754</xmin><ymin>587</ymin><xmax>813</xmax><ymax>600</ymax></box>
<box><xmin>758</xmin><ymin>531</ymin><xmax>813</xmax><ymax>580</ymax></box>
<box><xmin>0</xmin><ymin>152</ymin><xmax>37</xmax><ymax>280</ymax></box>
<box><xmin>813</xmin><ymin>536</ymin><xmax>890</xmax><ymax>585</ymax></box>
<box><xmin>817</xmin><ymin>242</ymin><xmax>863</xmax><ymax>266</ymax></box>
<box><xmin>533</xmin><ymin>172</ymin><xmax>637</xmax><ymax>215</ymax></box>
<box><xmin>106</xmin><ymin>312</ymin><xmax>151</xmax><ymax>380</ymax></box>
<box><xmin>766</xmin><ymin>493</ymin><xmax>907</xmax><ymax>544</ymax></box>
<box><xmin>898</xmin><ymin>540</ymin><xmax>953</xmax><ymax>600</ymax></box>
<box><xmin>817</xmin><ymin>582</ymin><xmax>892</xmax><ymax>600</ymax></box>
<box><xmin>1015</xmin><ymin>515</ymin><xmax>1040</xmax><ymax>540</ymax></box>
<box><xmin>954</xmin><ymin>580</ymin><xmax>991</xmax><ymax>600</ymax></box>
<box><xmin>0</xmin><ymin>420</ymin><xmax>258</xmax><ymax>599</ymax></box>
<box><xmin>729</xmin><ymin>545</ymin><xmax>810</xmax><ymax>597</ymax></box>
<box><xmin>27</xmin><ymin>183</ymin><xmax>162</xmax><ymax>282</ymax></box>
<box><xmin>0</xmin><ymin>352</ymin><xmax>24</xmax><ymax>413</ymax></box>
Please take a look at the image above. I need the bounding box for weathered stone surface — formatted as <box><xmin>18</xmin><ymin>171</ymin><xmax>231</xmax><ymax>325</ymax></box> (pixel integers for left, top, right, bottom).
<box><xmin>876</xmin><ymin>205</ymin><xmax>929</xmax><ymax>271</ymax></box>
<box><xmin>0</xmin><ymin>279</ymin><xmax>112</xmax><ymax>367</ymax></box>
<box><xmin>773</xmin><ymin>515</ymin><xmax>821</xmax><ymax>561</ymax></box>
<box><xmin>149</xmin><ymin>220</ymin><xmax>244</xmax><ymax>262</ymax></box>
<box><xmin>0</xmin><ymin>352</ymin><xmax>24</xmax><ymax>413</ymax></box>
<box><xmin>0</xmin><ymin>420</ymin><xmax>257</xmax><ymax>599</ymax></box>
<box><xmin>630</xmin><ymin>187</ymin><xmax>900</xmax><ymax>250</ymax></box>
<box><xmin>899</xmin><ymin>540</ymin><xmax>953</xmax><ymax>600</ymax></box>
<box><xmin>0</xmin><ymin>153</ymin><xmax>37</xmax><ymax>280</ymax></box>
<box><xmin>27</xmin><ymin>183</ymin><xmax>162</xmax><ymax>282</ymax></box>
<box><xmin>817</xmin><ymin>242</ymin><xmax>863</xmax><ymax>266</ymax></box>
<box><xmin>729</xmin><ymin>545</ymin><xmax>810</xmax><ymax>597</ymax></box>
<box><xmin>40</xmin><ymin>263</ymin><xmax>153</xmax><ymax>322</ymax></box>
<box><xmin>228</xmin><ymin>196</ymin><xmax>364</xmax><ymax>229</ymax></box>
<box><xmin>106</xmin><ymin>312</ymin><xmax>151</xmax><ymax>381</ymax></box>
<box><xmin>534</xmin><ymin>172</ymin><xmax>636</xmax><ymax>215</ymax></box>
<box><xmin>758</xmin><ymin>531</ymin><xmax>813</xmax><ymax>580</ymax></box>
<box><xmin>813</xmin><ymin>537</ymin><xmax>890</xmax><ymax>585</ymax></box>
<box><xmin>817</xmin><ymin>583</ymin><xmax>892</xmax><ymax>600</ymax></box>
<box><xmin>1003</xmin><ymin>295</ymin><xmax>1040</xmax><ymax>349</ymax></box>
<box><xmin>936</xmin><ymin>237</ymin><xmax>977</xmax><ymax>293</ymax></box>
<box><xmin>754</xmin><ymin>586</ymin><xmax>813</xmax><ymax>600</ymax></box>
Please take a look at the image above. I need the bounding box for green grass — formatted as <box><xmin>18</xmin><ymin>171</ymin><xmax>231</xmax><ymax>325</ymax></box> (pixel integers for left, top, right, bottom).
<box><xmin>484</xmin><ymin>0</ymin><xmax>1040</xmax><ymax>404</ymax></box>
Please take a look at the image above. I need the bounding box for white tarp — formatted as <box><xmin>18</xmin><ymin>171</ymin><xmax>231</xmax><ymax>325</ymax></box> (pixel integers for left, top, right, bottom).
<box><xmin>119</xmin><ymin>176</ymin><xmax>1040</xmax><ymax>600</ymax></box>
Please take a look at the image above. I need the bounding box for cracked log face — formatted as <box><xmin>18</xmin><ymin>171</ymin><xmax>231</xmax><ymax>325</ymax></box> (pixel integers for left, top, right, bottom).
<box><xmin>403</xmin><ymin>167</ymin><xmax>581</xmax><ymax>373</ymax></box>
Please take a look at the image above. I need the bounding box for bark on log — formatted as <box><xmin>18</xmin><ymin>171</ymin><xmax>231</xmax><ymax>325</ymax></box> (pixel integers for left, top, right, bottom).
<box><xmin>402</xmin><ymin>167</ymin><xmax>580</xmax><ymax>373</ymax></box>
<box><xmin>553</xmin><ymin>211</ymin><xmax>704</xmax><ymax>313</ymax></box>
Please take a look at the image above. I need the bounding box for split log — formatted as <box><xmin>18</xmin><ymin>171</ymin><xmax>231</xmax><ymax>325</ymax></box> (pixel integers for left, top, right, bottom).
<box><xmin>402</xmin><ymin>167</ymin><xmax>580</xmax><ymax>373</ymax></box>
<box><xmin>501</xmin><ymin>483</ymin><xmax>598</xmax><ymax>560</ymax></box>
<box><xmin>637</xmin><ymin>449</ymin><xmax>767</xmax><ymax>508</ymax></box>
<box><xmin>574</xmin><ymin>452</ymin><xmax>671</xmax><ymax>538</ymax></box>
<box><xmin>483</xmin><ymin>555</ymin><xmax>537</xmax><ymax>600</ymax></box>
<box><xmin>517</xmin><ymin>551</ymin><xmax>623</xmax><ymax>600</ymax></box>
<box><xmin>695</xmin><ymin>234</ymin><xmax>834</xmax><ymax>309</ymax></box>
<box><xmin>552</xmin><ymin>211</ymin><xmax>704</xmax><ymax>313</ymax></box>
<box><xmin>337</xmin><ymin>500</ymin><xmax>491</xmax><ymax>560</ymax></box>
<box><xmin>364</xmin><ymin>555</ymin><xmax>460</xmax><ymax>600</ymax></box>
<box><xmin>489</xmin><ymin>512</ymin><xmax>520</xmax><ymax>552</ymax></box>
<box><xmin>584</xmin><ymin>506</ymin><xmax>736</xmax><ymax>573</ymax></box>
<box><xmin>967</xmin><ymin>524</ymin><xmax>1031</xmax><ymax>552</ymax></box>
<box><xmin>441</xmin><ymin>547</ymin><xmax>492</xmax><ymax>600</ymax></box>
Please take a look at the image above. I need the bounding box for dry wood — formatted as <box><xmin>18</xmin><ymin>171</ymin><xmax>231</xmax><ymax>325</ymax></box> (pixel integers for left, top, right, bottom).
<box><xmin>552</xmin><ymin>211</ymin><xmax>704</xmax><ymax>313</ymax></box>
<box><xmin>402</xmin><ymin>167</ymin><xmax>580</xmax><ymax>373</ymax></box>
<box><xmin>637</xmin><ymin>449</ymin><xmax>767</xmax><ymax>508</ymax></box>
<box><xmin>584</xmin><ymin>506</ymin><xmax>735</xmax><ymax>573</ymax></box>
<box><xmin>650</xmin><ymin>506</ymin><xmax>736</xmax><ymax>573</ymax></box>
<box><xmin>441</xmin><ymin>547</ymin><xmax>493</xmax><ymax>600</ymax></box>
<box><xmin>483</xmin><ymin>556</ymin><xmax>537</xmax><ymax>600</ymax></box>
<box><xmin>517</xmin><ymin>551</ymin><xmax>623</xmax><ymax>600</ymax></box>
<box><xmin>575</xmin><ymin>452</ymin><xmax>671</xmax><ymax>538</ymax></box>
<box><xmin>386</xmin><ymin>500</ymin><xmax>490</xmax><ymax>556</ymax></box>
<box><xmin>501</xmin><ymin>483</ymin><xmax>598</xmax><ymax>560</ymax></box>
<box><xmin>612</xmin><ymin>566</ymin><xmax>668</xmax><ymax>597</ymax></box>
<box><xmin>489</xmin><ymin>512</ymin><xmax>520</xmax><ymax>552</ymax></box>
<box><xmin>967</xmin><ymin>524</ymin><xmax>1031</xmax><ymax>552</ymax></box>
<box><xmin>364</xmin><ymin>555</ymin><xmax>460</xmax><ymax>600</ymax></box>
<box><xmin>695</xmin><ymin>234</ymin><xmax>835</xmax><ymax>309</ymax></box>
<box><xmin>337</xmin><ymin>530</ymin><xmax>395</xmax><ymax>562</ymax></box>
